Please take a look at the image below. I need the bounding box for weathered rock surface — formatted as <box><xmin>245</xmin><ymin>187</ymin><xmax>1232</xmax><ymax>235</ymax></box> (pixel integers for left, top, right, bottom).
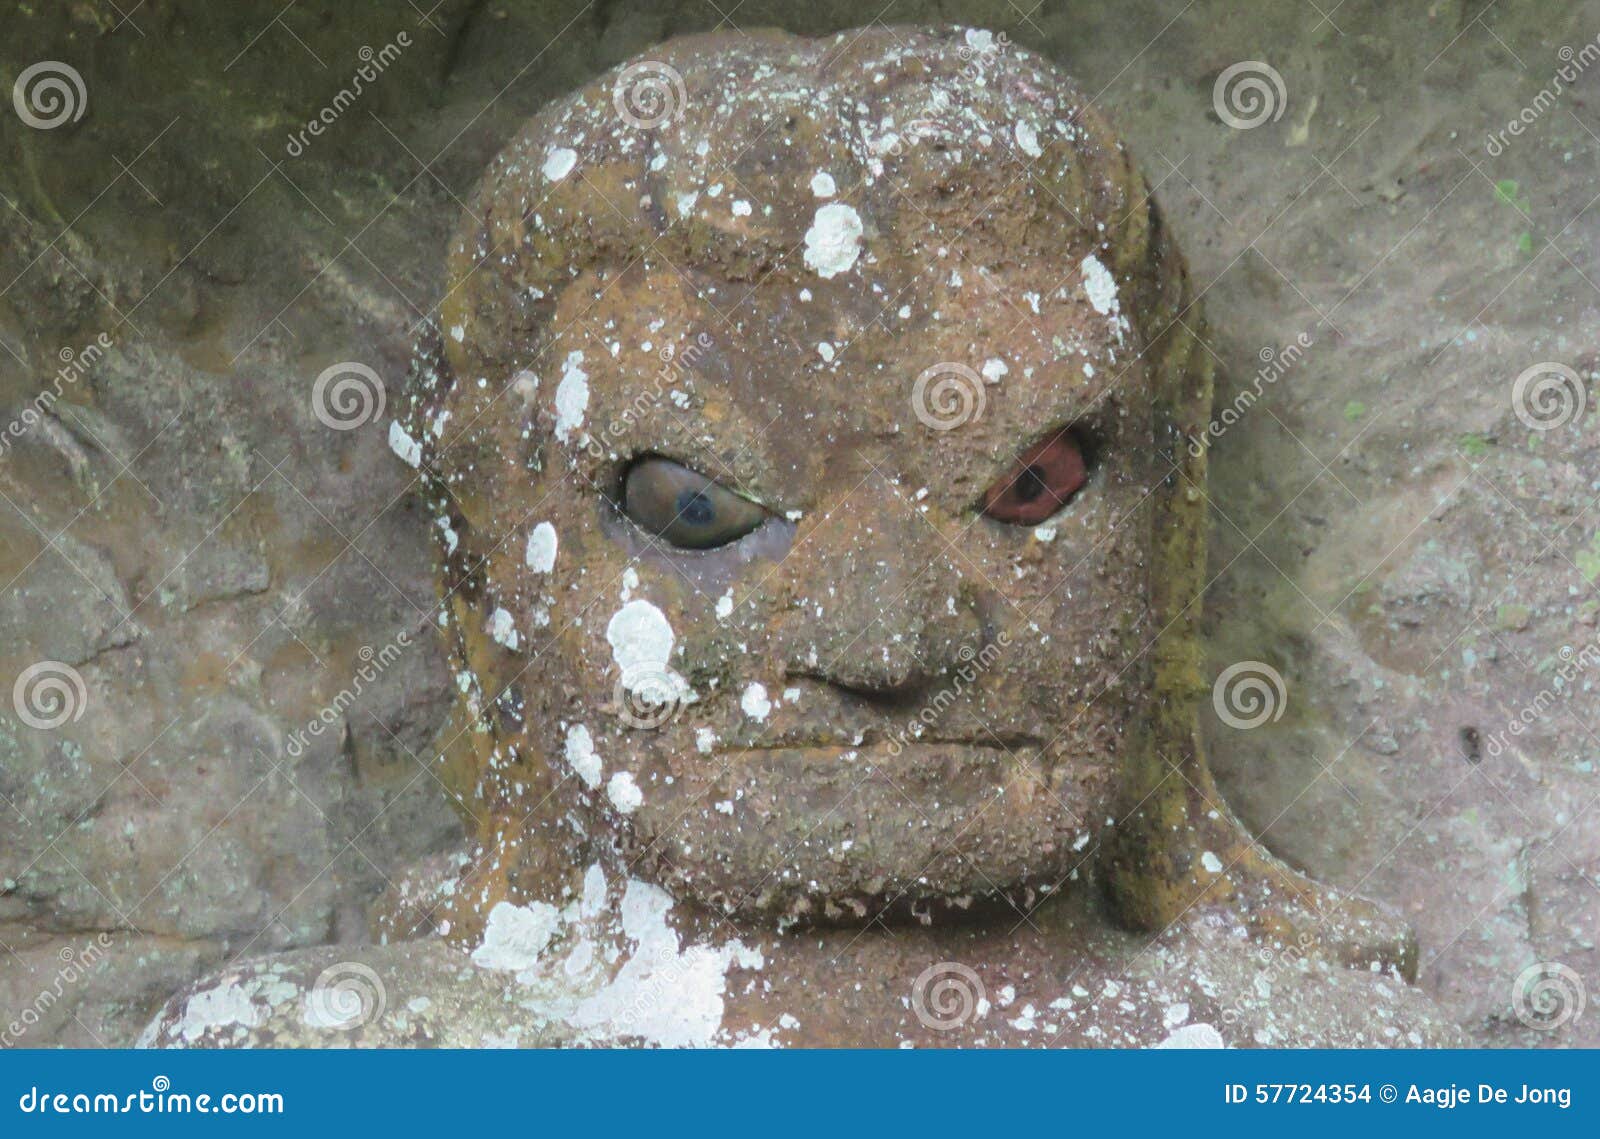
<box><xmin>2</xmin><ymin>0</ymin><xmax>1595</xmax><ymax>1046</ymax></box>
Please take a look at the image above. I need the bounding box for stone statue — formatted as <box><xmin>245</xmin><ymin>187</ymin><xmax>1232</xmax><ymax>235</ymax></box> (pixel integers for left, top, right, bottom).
<box><xmin>143</xmin><ymin>26</ymin><xmax>1458</xmax><ymax>1048</ymax></box>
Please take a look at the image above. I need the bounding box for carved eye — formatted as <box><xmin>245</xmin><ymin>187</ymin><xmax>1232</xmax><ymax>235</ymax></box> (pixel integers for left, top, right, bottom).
<box><xmin>981</xmin><ymin>427</ymin><xmax>1089</xmax><ymax>525</ymax></box>
<box><xmin>622</xmin><ymin>457</ymin><xmax>769</xmax><ymax>549</ymax></box>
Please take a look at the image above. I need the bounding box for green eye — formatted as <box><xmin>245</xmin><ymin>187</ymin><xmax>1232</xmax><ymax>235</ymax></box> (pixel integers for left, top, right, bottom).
<box><xmin>621</xmin><ymin>457</ymin><xmax>769</xmax><ymax>550</ymax></box>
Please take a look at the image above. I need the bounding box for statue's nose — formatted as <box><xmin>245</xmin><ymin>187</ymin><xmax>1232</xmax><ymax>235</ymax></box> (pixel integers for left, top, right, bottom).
<box><xmin>770</xmin><ymin>472</ymin><xmax>982</xmax><ymax>698</ymax></box>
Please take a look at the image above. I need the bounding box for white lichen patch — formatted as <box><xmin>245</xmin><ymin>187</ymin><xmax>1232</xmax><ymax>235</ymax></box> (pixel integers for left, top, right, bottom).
<box><xmin>740</xmin><ymin>682</ymin><xmax>771</xmax><ymax>722</ymax></box>
<box><xmin>1200</xmin><ymin>850</ymin><xmax>1224</xmax><ymax>875</ymax></box>
<box><xmin>580</xmin><ymin>863</ymin><xmax>608</xmax><ymax>918</ymax></box>
<box><xmin>387</xmin><ymin>420</ymin><xmax>422</xmax><ymax>468</ymax></box>
<box><xmin>810</xmin><ymin>170</ymin><xmax>837</xmax><ymax>198</ymax></box>
<box><xmin>1153</xmin><ymin>1022</ymin><xmax>1225</xmax><ymax>1049</ymax></box>
<box><xmin>803</xmin><ymin>202</ymin><xmax>863</xmax><ymax>278</ymax></box>
<box><xmin>605</xmin><ymin>599</ymin><xmax>691</xmax><ymax>700</ymax></box>
<box><xmin>567</xmin><ymin>879</ymin><xmax>761</xmax><ymax>1047</ymax></box>
<box><xmin>1015</xmin><ymin>120</ymin><xmax>1042</xmax><ymax>157</ymax></box>
<box><xmin>472</xmin><ymin>900</ymin><xmax>561</xmax><ymax>972</ymax></box>
<box><xmin>1080</xmin><ymin>254</ymin><xmax>1119</xmax><ymax>316</ymax></box>
<box><xmin>489</xmin><ymin>607</ymin><xmax>519</xmax><ymax>651</ymax></box>
<box><xmin>542</xmin><ymin>147</ymin><xmax>577</xmax><ymax>182</ymax></box>
<box><xmin>553</xmin><ymin>350</ymin><xmax>589</xmax><ymax>443</ymax></box>
<box><xmin>525</xmin><ymin>522</ymin><xmax>558</xmax><ymax>573</ymax></box>
<box><xmin>564</xmin><ymin>724</ymin><xmax>602</xmax><ymax>789</ymax></box>
<box><xmin>606</xmin><ymin>770</ymin><xmax>643</xmax><ymax>815</ymax></box>
<box><xmin>171</xmin><ymin>978</ymin><xmax>268</xmax><ymax>1043</ymax></box>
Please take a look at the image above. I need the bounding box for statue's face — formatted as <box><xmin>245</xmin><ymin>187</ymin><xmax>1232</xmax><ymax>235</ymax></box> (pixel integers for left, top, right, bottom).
<box><xmin>420</xmin><ymin>27</ymin><xmax>1184</xmax><ymax>923</ymax></box>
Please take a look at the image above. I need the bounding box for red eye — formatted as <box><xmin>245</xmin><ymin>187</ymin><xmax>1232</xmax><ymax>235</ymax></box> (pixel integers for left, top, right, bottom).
<box><xmin>981</xmin><ymin>427</ymin><xmax>1089</xmax><ymax>525</ymax></box>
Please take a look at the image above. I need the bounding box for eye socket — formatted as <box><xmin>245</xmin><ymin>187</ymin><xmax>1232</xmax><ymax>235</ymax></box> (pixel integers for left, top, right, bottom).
<box><xmin>622</xmin><ymin>457</ymin><xmax>769</xmax><ymax>550</ymax></box>
<box><xmin>981</xmin><ymin>427</ymin><xmax>1090</xmax><ymax>525</ymax></box>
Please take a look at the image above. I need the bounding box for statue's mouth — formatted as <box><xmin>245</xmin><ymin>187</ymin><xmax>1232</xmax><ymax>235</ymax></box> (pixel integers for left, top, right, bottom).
<box><xmin>719</xmin><ymin>739</ymin><xmax>1048</xmax><ymax>776</ymax></box>
<box><xmin>722</xmin><ymin>729</ymin><xmax>1049</xmax><ymax>756</ymax></box>
<box><xmin>626</xmin><ymin>734</ymin><xmax>1110</xmax><ymax>923</ymax></box>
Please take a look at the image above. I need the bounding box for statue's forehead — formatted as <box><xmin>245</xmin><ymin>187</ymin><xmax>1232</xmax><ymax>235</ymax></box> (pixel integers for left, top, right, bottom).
<box><xmin>428</xmin><ymin>27</ymin><xmax>1164</xmax><ymax>500</ymax></box>
<box><xmin>538</xmin><ymin>253</ymin><xmax>1143</xmax><ymax>453</ymax></box>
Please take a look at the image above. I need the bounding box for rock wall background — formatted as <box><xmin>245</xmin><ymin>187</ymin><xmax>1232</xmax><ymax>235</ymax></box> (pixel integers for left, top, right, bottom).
<box><xmin>0</xmin><ymin>0</ymin><xmax>1595</xmax><ymax>1046</ymax></box>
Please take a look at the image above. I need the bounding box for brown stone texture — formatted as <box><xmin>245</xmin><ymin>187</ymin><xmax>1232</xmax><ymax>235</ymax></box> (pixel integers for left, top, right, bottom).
<box><xmin>2</xmin><ymin>0</ymin><xmax>1596</xmax><ymax>1047</ymax></box>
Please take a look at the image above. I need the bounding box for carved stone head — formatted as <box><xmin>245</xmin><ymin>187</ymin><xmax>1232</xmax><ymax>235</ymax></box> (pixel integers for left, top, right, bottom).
<box><xmin>398</xmin><ymin>25</ymin><xmax>1212</xmax><ymax>932</ymax></box>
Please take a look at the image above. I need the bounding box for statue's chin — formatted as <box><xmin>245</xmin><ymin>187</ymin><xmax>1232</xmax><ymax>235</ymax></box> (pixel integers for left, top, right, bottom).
<box><xmin>614</xmin><ymin>739</ymin><xmax>1117</xmax><ymax>926</ymax></box>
